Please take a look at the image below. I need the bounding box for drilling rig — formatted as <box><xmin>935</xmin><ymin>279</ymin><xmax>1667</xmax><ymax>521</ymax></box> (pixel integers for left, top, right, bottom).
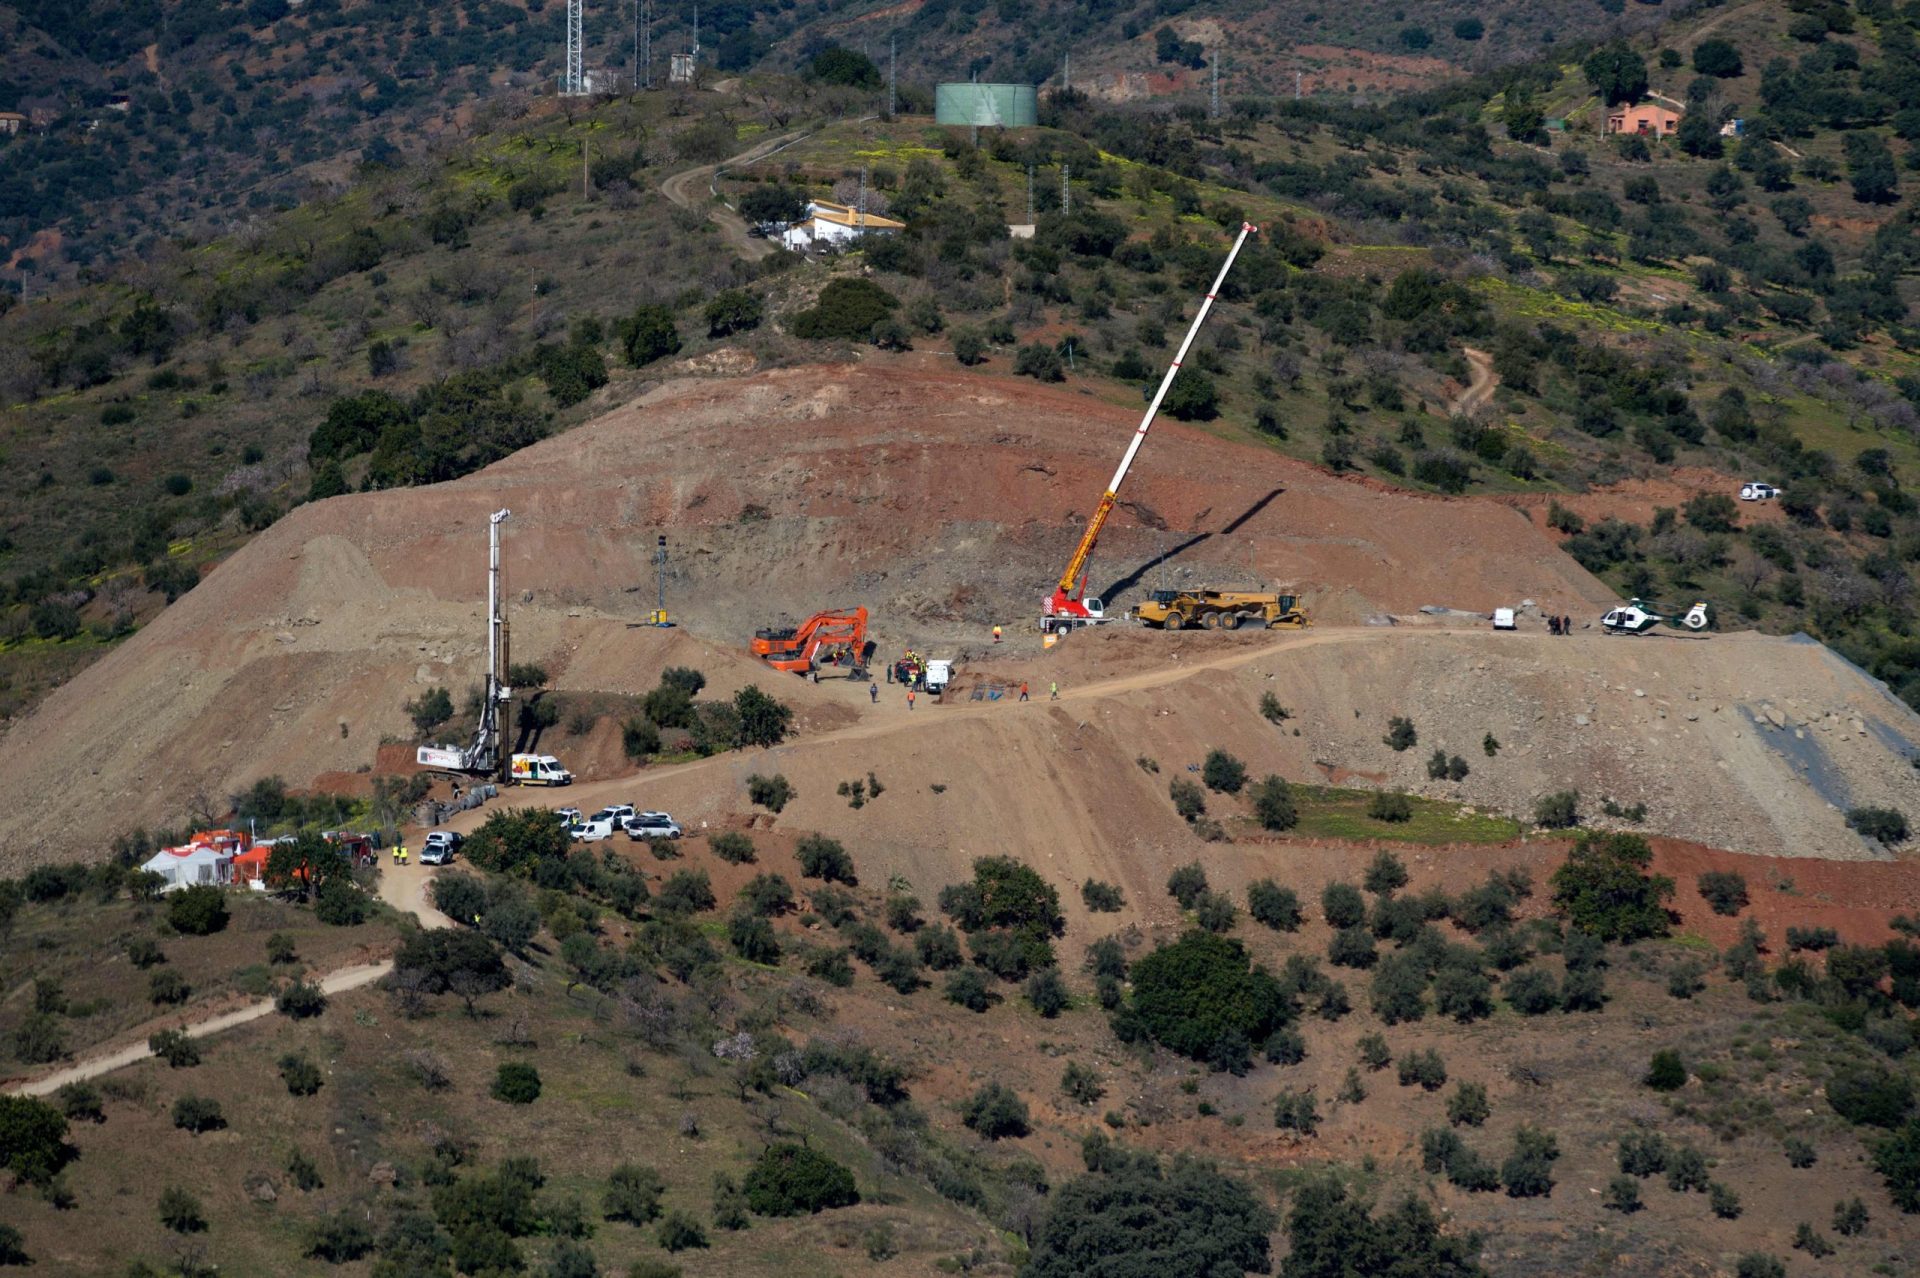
<box><xmin>417</xmin><ymin>509</ymin><xmax>514</xmax><ymax>780</ymax></box>
<box><xmin>1041</xmin><ymin>222</ymin><xmax>1260</xmax><ymax>634</ymax></box>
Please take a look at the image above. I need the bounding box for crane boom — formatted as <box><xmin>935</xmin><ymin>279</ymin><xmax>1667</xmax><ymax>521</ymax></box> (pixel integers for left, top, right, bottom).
<box><xmin>1044</xmin><ymin>222</ymin><xmax>1259</xmax><ymax>628</ymax></box>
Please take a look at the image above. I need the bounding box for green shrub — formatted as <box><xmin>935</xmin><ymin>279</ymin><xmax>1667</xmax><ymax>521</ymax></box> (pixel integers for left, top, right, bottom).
<box><xmin>746</xmin><ymin>774</ymin><xmax>792</xmax><ymax>813</ymax></box>
<box><xmin>656</xmin><ymin>1209</ymin><xmax>708</xmax><ymax>1252</ymax></box>
<box><xmin>0</xmin><ymin>1097</ymin><xmax>71</xmax><ymax>1184</ymax></box>
<box><xmin>167</xmin><ymin>885</ymin><xmax>229</xmax><ymax>935</ymax></box>
<box><xmin>491</xmin><ymin>1062</ymin><xmax>542</xmax><ymax>1104</ymax></box>
<box><xmin>1605</xmin><ymin>1174</ymin><xmax>1643</xmax><ymax>1213</ymax></box>
<box><xmin>792</xmin><ymin>278</ymin><xmax>899</xmax><ymax>341</ymax></box>
<box><xmin>1697</xmin><ymin>871</ymin><xmax>1749</xmax><ymax>916</ymax></box>
<box><xmin>1784</xmin><ymin>1137</ymin><xmax>1818</xmax><ymax>1169</ymax></box>
<box><xmin>1447</xmin><ymin>1082</ymin><xmax>1490</xmax><ymax>1127</ymax></box>
<box><xmin>603</xmin><ymin>1163</ymin><xmax>667</xmax><ymax>1225</ymax></box>
<box><xmin>1736</xmin><ymin>1257</ymin><xmax>1785</xmax><ymax>1278</ymax></box>
<box><xmin>945</xmin><ymin>967</ymin><xmax>997</xmax><ymax>1012</ymax></box>
<box><xmin>1645</xmin><ymin>1049</ymin><xmax>1686</xmax><ymax>1092</ymax></box>
<box><xmin>158</xmin><ymin>1185</ymin><xmax>206</xmax><ymax>1233</ymax></box>
<box><xmin>796</xmin><ymin>835</ymin><xmax>856</xmax><ymax>884</ymax></box>
<box><xmin>279</xmin><ymin>1052</ymin><xmax>324</xmax><ymax>1096</ymax></box>
<box><xmin>1169</xmin><ymin>778</ymin><xmax>1206</xmax><ymax>821</ymax></box>
<box><xmin>1247</xmin><ymin>880</ymin><xmax>1302</xmax><ymax>930</ymax></box>
<box><xmin>1828</xmin><ymin>1066</ymin><xmax>1914</xmax><ymax>1128</ymax></box>
<box><xmin>710</xmin><ymin>831</ymin><xmax>756</xmax><ymax>864</ymax></box>
<box><xmin>1500</xmin><ymin>1125</ymin><xmax>1560</xmax><ymax>1198</ymax></box>
<box><xmin>1357</xmin><ymin>1033</ymin><xmax>1391</xmax><ymax>1070</ymax></box>
<box><xmin>276</xmin><ymin>979</ymin><xmax>328</xmax><ymax>1019</ymax></box>
<box><xmin>1710</xmin><ymin>1181</ymin><xmax>1743</xmax><ymax>1219</ymax></box>
<box><xmin>1848</xmin><ymin>806</ymin><xmax>1909</xmax><ymax>844</ymax></box>
<box><xmin>1081</xmin><ymin>879</ymin><xmax>1125</xmax><ymax>912</ymax></box>
<box><xmin>54</xmin><ymin>1084</ymin><xmax>102</xmax><ymax>1124</ymax></box>
<box><xmin>1383</xmin><ymin>717</ymin><xmax>1417</xmax><ymax>751</ymax></box>
<box><xmin>961</xmin><ymin>1082</ymin><xmax>1031</xmax><ymax>1139</ymax></box>
<box><xmin>1322</xmin><ymin>882</ymin><xmax>1365</xmax><ymax>929</ymax></box>
<box><xmin>1533</xmin><ymin>790</ymin><xmax>1580</xmax><ymax>829</ymax></box>
<box><xmin>743</xmin><ymin>1142</ymin><xmax>860</xmax><ymax>1215</ymax></box>
<box><xmin>1026</xmin><ymin>968</ymin><xmax>1071</xmax><ymax>1017</ymax></box>
<box><xmin>1552</xmin><ymin>832</ymin><xmax>1673</xmax><ymax>941</ymax></box>
<box><xmin>1363</xmin><ymin>851</ymin><xmax>1409</xmax><ymax>895</ymax></box>
<box><xmin>1397</xmin><ymin>1048</ymin><xmax>1447</xmax><ymax>1091</ymax></box>
<box><xmin>1273</xmin><ymin>1088</ymin><xmax>1320</xmax><ymax>1134</ymax></box>
<box><xmin>1062</xmin><ymin>1061</ymin><xmax>1105</xmax><ymax>1105</ymax></box>
<box><xmin>1201</xmin><ymin>750</ymin><xmax>1246</xmax><ymax>794</ymax></box>
<box><xmin>1250</xmin><ymin>775</ymin><xmax>1298</xmax><ymax>831</ymax></box>
<box><xmin>1366</xmin><ymin>792</ymin><xmax>1412</xmax><ymax>823</ymax></box>
<box><xmin>149</xmin><ymin>1028</ymin><xmax>201</xmax><ymax>1068</ymax></box>
<box><xmin>170</xmin><ymin>1095</ymin><xmax>225</xmax><ymax>1134</ymax></box>
<box><xmin>617</xmin><ymin>304</ymin><xmax>681</xmax><ymax>366</ymax></box>
<box><xmin>1167</xmin><ymin>863</ymin><xmax>1210</xmax><ymax>909</ymax></box>
<box><xmin>1113</xmin><ymin>930</ymin><xmax>1288</xmax><ymax>1069</ymax></box>
<box><xmin>306</xmin><ymin>1208</ymin><xmax>375</xmax><ymax>1262</ymax></box>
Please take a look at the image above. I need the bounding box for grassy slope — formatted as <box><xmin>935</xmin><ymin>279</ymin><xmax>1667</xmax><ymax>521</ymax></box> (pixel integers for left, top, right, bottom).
<box><xmin>3</xmin><ymin>817</ymin><xmax>1915</xmax><ymax>1275</ymax></box>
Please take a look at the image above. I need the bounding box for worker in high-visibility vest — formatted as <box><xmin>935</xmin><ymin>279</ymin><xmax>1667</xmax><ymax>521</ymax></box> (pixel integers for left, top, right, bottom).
<box><xmin>397</xmin><ymin>844</ymin><xmax>409</xmax><ymax>866</ymax></box>
<box><xmin>993</xmin><ymin>625</ymin><xmax>1002</xmax><ymax>643</ymax></box>
<box><xmin>391</xmin><ymin>843</ymin><xmax>402</xmax><ymax>865</ymax></box>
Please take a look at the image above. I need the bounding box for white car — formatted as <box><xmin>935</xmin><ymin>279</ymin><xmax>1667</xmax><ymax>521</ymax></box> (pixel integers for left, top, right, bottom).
<box><xmin>419</xmin><ymin>831</ymin><xmax>462</xmax><ymax>865</ymax></box>
<box><xmin>555</xmin><ymin>807</ymin><xmax>583</xmax><ymax>825</ymax></box>
<box><xmin>569</xmin><ymin>817</ymin><xmax>618</xmax><ymax>842</ymax></box>
<box><xmin>1740</xmin><ymin>482</ymin><xmax>1779</xmax><ymax>501</ymax></box>
<box><xmin>592</xmin><ymin>804</ymin><xmax>635</xmax><ymax>824</ymax></box>
<box><xmin>624</xmin><ymin>812</ymin><xmax>683</xmax><ymax>840</ymax></box>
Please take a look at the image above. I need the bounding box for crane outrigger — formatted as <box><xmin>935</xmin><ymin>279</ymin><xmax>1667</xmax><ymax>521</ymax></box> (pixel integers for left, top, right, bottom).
<box><xmin>1041</xmin><ymin>222</ymin><xmax>1260</xmax><ymax>634</ymax></box>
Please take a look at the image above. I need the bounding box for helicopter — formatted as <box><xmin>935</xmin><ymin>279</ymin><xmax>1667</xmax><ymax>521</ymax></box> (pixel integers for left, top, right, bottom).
<box><xmin>1600</xmin><ymin>598</ymin><xmax>1712</xmax><ymax>636</ymax></box>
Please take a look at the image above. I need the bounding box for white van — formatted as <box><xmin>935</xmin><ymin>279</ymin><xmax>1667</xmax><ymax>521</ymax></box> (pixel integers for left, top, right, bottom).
<box><xmin>510</xmin><ymin>754</ymin><xmax>573</xmax><ymax>786</ymax></box>
<box><xmin>1740</xmin><ymin>482</ymin><xmax>1779</xmax><ymax>502</ymax></box>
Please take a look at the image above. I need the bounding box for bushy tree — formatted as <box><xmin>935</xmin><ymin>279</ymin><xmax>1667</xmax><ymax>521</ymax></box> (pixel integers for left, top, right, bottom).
<box><xmin>492</xmin><ymin>1062</ymin><xmax>542</xmax><ymax>1104</ymax></box>
<box><xmin>1280</xmin><ymin>1178</ymin><xmax>1483</xmax><ymax>1278</ymax></box>
<box><xmin>167</xmin><ymin>885</ymin><xmax>229</xmax><ymax>935</ymax></box>
<box><xmin>1250</xmin><ymin>775</ymin><xmax>1298</xmax><ymax>831</ymax></box>
<box><xmin>1247</xmin><ymin>879</ymin><xmax>1303</xmax><ymax>930</ymax></box>
<box><xmin>1551</xmin><ymin>832</ymin><xmax>1674</xmax><ymax>940</ymax></box>
<box><xmin>1167</xmin><ymin>862</ymin><xmax>1210</xmax><ymax>909</ymax></box>
<box><xmin>1027</xmin><ymin>1138</ymin><xmax>1274</xmax><ymax>1278</ymax></box>
<box><xmin>617</xmin><ymin>304</ymin><xmax>681</xmax><ymax>366</ymax></box>
<box><xmin>743</xmin><ymin>1143</ymin><xmax>860</xmax><ymax>1215</ymax></box>
<box><xmin>793</xmin><ymin>279</ymin><xmax>899</xmax><ymax>341</ymax></box>
<box><xmin>1697</xmin><ymin>870</ymin><xmax>1749</xmax><ymax>916</ymax></box>
<box><xmin>961</xmin><ymin>1082</ymin><xmax>1030</xmax><ymax>1139</ymax></box>
<box><xmin>1201</xmin><ymin>749</ymin><xmax>1246</xmax><ymax>794</ymax></box>
<box><xmin>0</xmin><ymin>1096</ymin><xmax>71</xmax><ymax>1184</ymax></box>
<box><xmin>1585</xmin><ymin>44</ymin><xmax>1649</xmax><ymax>104</ymax></box>
<box><xmin>1114</xmin><ymin>930</ymin><xmax>1288</xmax><ymax>1067</ymax></box>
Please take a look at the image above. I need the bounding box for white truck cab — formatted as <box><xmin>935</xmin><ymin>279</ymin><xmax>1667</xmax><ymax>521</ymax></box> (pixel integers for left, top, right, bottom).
<box><xmin>1740</xmin><ymin>482</ymin><xmax>1779</xmax><ymax>501</ymax></box>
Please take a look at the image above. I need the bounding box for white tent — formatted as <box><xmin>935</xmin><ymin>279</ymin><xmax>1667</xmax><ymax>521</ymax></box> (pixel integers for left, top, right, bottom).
<box><xmin>139</xmin><ymin>845</ymin><xmax>235</xmax><ymax>892</ymax></box>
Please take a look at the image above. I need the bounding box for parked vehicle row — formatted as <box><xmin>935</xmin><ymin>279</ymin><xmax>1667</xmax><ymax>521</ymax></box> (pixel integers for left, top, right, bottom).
<box><xmin>563</xmin><ymin>805</ymin><xmax>682</xmax><ymax>842</ymax></box>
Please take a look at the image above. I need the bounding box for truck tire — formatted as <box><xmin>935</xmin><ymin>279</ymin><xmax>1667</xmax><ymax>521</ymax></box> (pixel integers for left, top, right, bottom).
<box><xmin>1200</xmin><ymin>611</ymin><xmax>1221</xmax><ymax>630</ymax></box>
<box><xmin>1163</xmin><ymin>612</ymin><xmax>1184</xmax><ymax>631</ymax></box>
<box><xmin>1219</xmin><ymin>612</ymin><xmax>1239</xmax><ymax>630</ymax></box>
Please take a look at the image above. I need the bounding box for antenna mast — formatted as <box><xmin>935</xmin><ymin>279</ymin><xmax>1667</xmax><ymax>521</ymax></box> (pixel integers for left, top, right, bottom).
<box><xmin>564</xmin><ymin>0</ymin><xmax>584</xmax><ymax>95</ymax></box>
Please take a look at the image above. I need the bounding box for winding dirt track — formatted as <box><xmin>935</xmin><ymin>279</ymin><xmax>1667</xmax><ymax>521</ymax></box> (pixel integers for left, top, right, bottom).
<box><xmin>1452</xmin><ymin>346</ymin><xmax>1499</xmax><ymax>418</ymax></box>
<box><xmin>6</xmin><ymin>961</ymin><xmax>393</xmax><ymax>1097</ymax></box>
<box><xmin>3</xmin><ymin>865</ymin><xmax>451</xmax><ymax>1097</ymax></box>
<box><xmin>658</xmin><ymin>127</ymin><xmax>811</xmax><ymax>260</ymax></box>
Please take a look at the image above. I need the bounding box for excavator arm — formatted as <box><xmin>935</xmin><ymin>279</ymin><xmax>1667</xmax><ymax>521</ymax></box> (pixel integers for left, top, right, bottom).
<box><xmin>755</xmin><ymin>607</ymin><xmax>870</xmax><ymax>674</ymax></box>
<box><xmin>1045</xmin><ymin>222</ymin><xmax>1259</xmax><ymax>623</ymax></box>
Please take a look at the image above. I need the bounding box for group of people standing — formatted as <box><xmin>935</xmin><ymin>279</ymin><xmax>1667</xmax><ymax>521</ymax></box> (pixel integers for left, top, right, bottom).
<box><xmin>1546</xmin><ymin>614</ymin><xmax>1576</xmax><ymax>635</ymax></box>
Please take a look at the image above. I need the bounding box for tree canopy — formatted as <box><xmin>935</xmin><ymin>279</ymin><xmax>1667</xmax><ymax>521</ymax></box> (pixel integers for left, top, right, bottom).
<box><xmin>1550</xmin><ymin>832</ymin><xmax>1674</xmax><ymax>941</ymax></box>
<box><xmin>1026</xmin><ymin>1137</ymin><xmax>1274</xmax><ymax>1278</ymax></box>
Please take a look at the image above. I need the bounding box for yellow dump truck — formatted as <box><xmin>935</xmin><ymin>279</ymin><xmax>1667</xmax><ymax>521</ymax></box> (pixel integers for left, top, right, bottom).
<box><xmin>1132</xmin><ymin>589</ymin><xmax>1310</xmax><ymax>630</ymax></box>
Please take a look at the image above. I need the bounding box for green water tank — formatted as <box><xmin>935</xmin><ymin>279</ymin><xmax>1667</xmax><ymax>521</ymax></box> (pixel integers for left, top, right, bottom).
<box><xmin>934</xmin><ymin>82</ymin><xmax>1038</xmax><ymax>128</ymax></box>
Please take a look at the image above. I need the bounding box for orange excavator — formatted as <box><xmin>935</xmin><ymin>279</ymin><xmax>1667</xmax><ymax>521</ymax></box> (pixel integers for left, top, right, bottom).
<box><xmin>1042</xmin><ymin>222</ymin><xmax>1260</xmax><ymax>634</ymax></box>
<box><xmin>752</xmin><ymin>608</ymin><xmax>872</xmax><ymax>677</ymax></box>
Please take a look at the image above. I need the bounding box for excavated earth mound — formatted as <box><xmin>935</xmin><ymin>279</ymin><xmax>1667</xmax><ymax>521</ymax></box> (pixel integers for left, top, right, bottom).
<box><xmin>1</xmin><ymin>359</ymin><xmax>1914</xmax><ymax>865</ymax></box>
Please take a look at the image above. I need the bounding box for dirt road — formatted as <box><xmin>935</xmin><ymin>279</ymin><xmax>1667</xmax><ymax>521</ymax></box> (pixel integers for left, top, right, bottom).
<box><xmin>3</xmin><ymin>866</ymin><xmax>455</xmax><ymax>1098</ymax></box>
<box><xmin>659</xmin><ymin>128</ymin><xmax>812</xmax><ymax>260</ymax></box>
<box><xmin>1453</xmin><ymin>346</ymin><xmax>1498</xmax><ymax>418</ymax></box>
<box><xmin>6</xmin><ymin>960</ymin><xmax>392</xmax><ymax>1098</ymax></box>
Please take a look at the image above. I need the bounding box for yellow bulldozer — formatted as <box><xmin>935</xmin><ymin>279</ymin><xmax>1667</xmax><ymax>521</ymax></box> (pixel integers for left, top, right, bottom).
<box><xmin>1132</xmin><ymin>589</ymin><xmax>1310</xmax><ymax>631</ymax></box>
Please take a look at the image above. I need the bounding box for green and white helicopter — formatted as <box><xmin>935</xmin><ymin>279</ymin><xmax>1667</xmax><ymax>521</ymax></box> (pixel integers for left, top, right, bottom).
<box><xmin>1600</xmin><ymin>598</ymin><xmax>1713</xmax><ymax>636</ymax></box>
